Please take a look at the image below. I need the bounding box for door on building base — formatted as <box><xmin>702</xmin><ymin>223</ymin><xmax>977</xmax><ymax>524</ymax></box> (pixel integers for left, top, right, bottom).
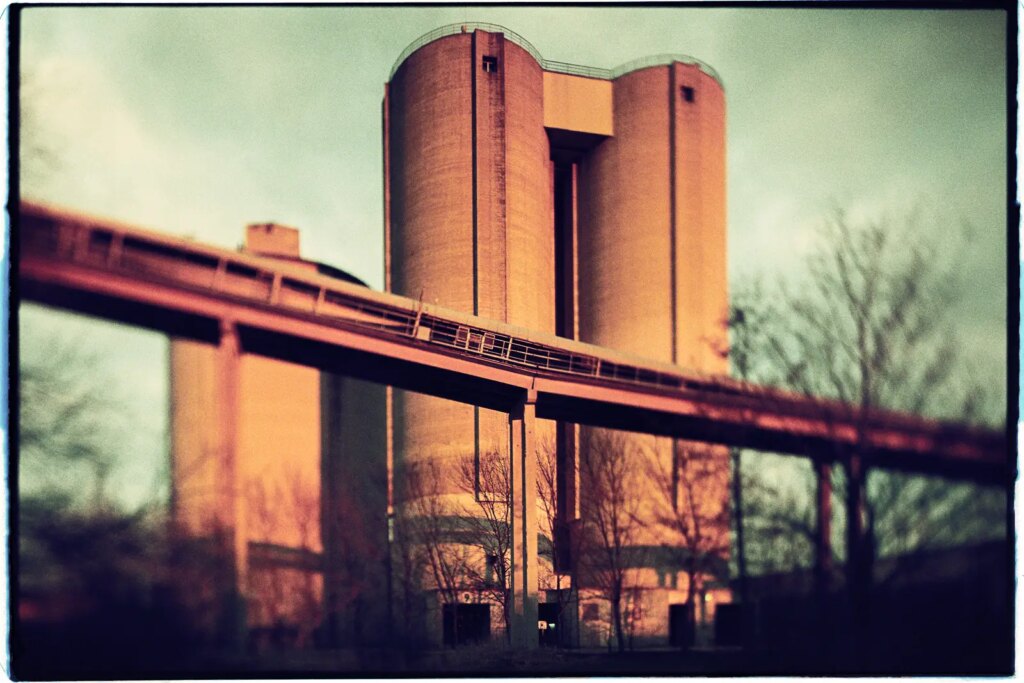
<box><xmin>538</xmin><ymin>602</ymin><xmax>561</xmax><ymax>647</ymax></box>
<box><xmin>442</xmin><ymin>603</ymin><xmax>490</xmax><ymax>647</ymax></box>
<box><xmin>669</xmin><ymin>603</ymin><xmax>695</xmax><ymax>648</ymax></box>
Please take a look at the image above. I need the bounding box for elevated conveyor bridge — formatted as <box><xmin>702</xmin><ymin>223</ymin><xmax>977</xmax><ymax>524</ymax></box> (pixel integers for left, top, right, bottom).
<box><xmin>15</xmin><ymin>201</ymin><xmax>1011</xmax><ymax>648</ymax></box>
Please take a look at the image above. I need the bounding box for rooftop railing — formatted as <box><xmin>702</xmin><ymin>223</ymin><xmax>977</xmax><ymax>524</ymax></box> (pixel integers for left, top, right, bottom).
<box><xmin>388</xmin><ymin>22</ymin><xmax>545</xmax><ymax>80</ymax></box>
<box><xmin>388</xmin><ymin>22</ymin><xmax>725</xmax><ymax>89</ymax></box>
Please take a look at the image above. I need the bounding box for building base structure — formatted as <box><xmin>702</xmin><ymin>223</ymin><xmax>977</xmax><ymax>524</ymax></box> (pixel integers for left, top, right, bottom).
<box><xmin>383</xmin><ymin>23</ymin><xmax>730</xmax><ymax>650</ymax></box>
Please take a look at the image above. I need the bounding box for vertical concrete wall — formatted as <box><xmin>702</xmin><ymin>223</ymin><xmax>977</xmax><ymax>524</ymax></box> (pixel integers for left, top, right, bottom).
<box><xmin>238</xmin><ymin>355</ymin><xmax>322</xmax><ymax>552</ymax></box>
<box><xmin>386</xmin><ymin>31</ymin><xmax>554</xmax><ymax>504</ymax></box>
<box><xmin>577</xmin><ymin>66</ymin><xmax>677</xmax><ymax>554</ymax></box>
<box><xmin>576</xmin><ymin>63</ymin><xmax>730</xmax><ymax>573</ymax></box>
<box><xmin>170</xmin><ymin>215</ymin><xmax>389</xmax><ymax>645</ymax></box>
<box><xmin>503</xmin><ymin>40</ymin><xmax>554</xmax><ymax>333</ymax></box>
<box><xmin>321</xmin><ymin>375</ymin><xmax>390</xmax><ymax>646</ymax></box>
<box><xmin>577</xmin><ymin>62</ymin><xmax>727</xmax><ymax>371</ymax></box>
<box><xmin>170</xmin><ymin>339</ymin><xmax>223</xmax><ymax>537</ymax></box>
<box><xmin>386</xmin><ymin>30</ymin><xmax>556</xmax><ymax>645</ymax></box>
<box><xmin>386</xmin><ymin>32</ymin><xmax>729</xmax><ymax>645</ymax></box>
<box><xmin>170</xmin><ymin>343</ymin><xmax>325</xmax><ymax>638</ymax></box>
<box><xmin>543</xmin><ymin>72</ymin><xmax>614</xmax><ymax>137</ymax></box>
<box><xmin>387</xmin><ymin>35</ymin><xmax>475</xmax><ymax>313</ymax></box>
<box><xmin>673</xmin><ymin>64</ymin><xmax>728</xmax><ymax>373</ymax></box>
<box><xmin>578</xmin><ymin>66</ymin><xmax>674</xmax><ymax>362</ymax></box>
<box><xmin>387</xmin><ymin>34</ymin><xmax>476</xmax><ymax>498</ymax></box>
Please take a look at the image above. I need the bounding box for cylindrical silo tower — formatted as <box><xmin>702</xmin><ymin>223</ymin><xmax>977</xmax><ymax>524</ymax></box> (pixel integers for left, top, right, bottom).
<box><xmin>576</xmin><ymin>59</ymin><xmax>729</xmax><ymax>632</ymax></box>
<box><xmin>385</xmin><ymin>25</ymin><xmax>554</xmax><ymax>333</ymax></box>
<box><xmin>383</xmin><ymin>25</ymin><xmax>730</xmax><ymax>644</ymax></box>
<box><xmin>578</xmin><ymin>60</ymin><xmax>727</xmax><ymax>372</ymax></box>
<box><xmin>383</xmin><ymin>24</ymin><xmax>555</xmax><ymax>642</ymax></box>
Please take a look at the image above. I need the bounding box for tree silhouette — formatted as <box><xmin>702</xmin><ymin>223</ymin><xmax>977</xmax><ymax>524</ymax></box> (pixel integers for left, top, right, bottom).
<box><xmin>576</xmin><ymin>429</ymin><xmax>648</xmax><ymax>653</ymax></box>
<box><xmin>647</xmin><ymin>440</ymin><xmax>730</xmax><ymax>630</ymax></box>
<box><xmin>453</xmin><ymin>451</ymin><xmax>513</xmax><ymax>640</ymax></box>
<box><xmin>15</xmin><ymin>325</ymin><xmax>202</xmax><ymax>677</ymax></box>
<box><xmin>728</xmin><ymin>206</ymin><xmax>1006</xmax><ymax>655</ymax></box>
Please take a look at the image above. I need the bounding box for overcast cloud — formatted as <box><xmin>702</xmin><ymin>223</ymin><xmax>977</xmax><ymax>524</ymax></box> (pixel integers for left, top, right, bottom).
<box><xmin>18</xmin><ymin>7</ymin><xmax>1009</xmax><ymax>413</ymax></box>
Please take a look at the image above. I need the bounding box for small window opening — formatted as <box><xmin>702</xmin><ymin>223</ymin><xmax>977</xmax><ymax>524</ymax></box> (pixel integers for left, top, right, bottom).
<box><xmin>482</xmin><ymin>55</ymin><xmax>498</xmax><ymax>73</ymax></box>
<box><xmin>681</xmin><ymin>86</ymin><xmax>695</xmax><ymax>103</ymax></box>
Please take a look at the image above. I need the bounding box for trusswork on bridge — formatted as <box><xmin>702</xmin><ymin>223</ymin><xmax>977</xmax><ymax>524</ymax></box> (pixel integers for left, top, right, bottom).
<box><xmin>17</xmin><ymin>201</ymin><xmax>1007</xmax><ymax>480</ymax></box>
<box><xmin>16</xmin><ymin>202</ymin><xmax>1010</xmax><ymax>647</ymax></box>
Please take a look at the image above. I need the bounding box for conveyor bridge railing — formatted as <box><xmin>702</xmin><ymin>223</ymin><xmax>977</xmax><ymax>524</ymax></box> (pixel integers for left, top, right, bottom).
<box><xmin>17</xmin><ymin>201</ymin><xmax>1008</xmax><ymax>481</ymax></box>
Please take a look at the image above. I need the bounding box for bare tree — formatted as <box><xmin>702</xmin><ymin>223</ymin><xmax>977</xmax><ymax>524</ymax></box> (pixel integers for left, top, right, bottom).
<box><xmin>244</xmin><ymin>466</ymin><xmax>323</xmax><ymax>648</ymax></box>
<box><xmin>20</xmin><ymin>334</ymin><xmax>126</xmax><ymax>510</ymax></box>
<box><xmin>731</xmin><ymin>206</ymin><xmax>1006</xmax><ymax>642</ymax></box>
<box><xmin>321</xmin><ymin>469</ymin><xmax>384</xmax><ymax>647</ymax></box>
<box><xmin>577</xmin><ymin>429</ymin><xmax>648</xmax><ymax>653</ymax></box>
<box><xmin>388</xmin><ymin>499</ymin><xmax>427</xmax><ymax>647</ymax></box>
<box><xmin>536</xmin><ymin>436</ymin><xmax>584</xmax><ymax>647</ymax></box>
<box><xmin>738</xmin><ymin>459</ymin><xmax>819</xmax><ymax>576</ymax></box>
<box><xmin>16</xmin><ymin>324</ymin><xmax>205</xmax><ymax>676</ymax></box>
<box><xmin>398</xmin><ymin>459</ymin><xmax>474</xmax><ymax>645</ymax></box>
<box><xmin>452</xmin><ymin>451</ymin><xmax>512</xmax><ymax>640</ymax></box>
<box><xmin>718</xmin><ymin>283</ymin><xmax>779</xmax><ymax>602</ymax></box>
<box><xmin>647</xmin><ymin>441</ymin><xmax>731</xmax><ymax>629</ymax></box>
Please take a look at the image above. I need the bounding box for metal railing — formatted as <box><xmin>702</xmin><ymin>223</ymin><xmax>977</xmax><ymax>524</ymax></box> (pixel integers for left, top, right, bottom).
<box><xmin>22</xmin><ymin>206</ymin><xmax>816</xmax><ymax>414</ymax></box>
<box><xmin>388</xmin><ymin>22</ymin><xmax>725</xmax><ymax>89</ymax></box>
<box><xmin>610</xmin><ymin>53</ymin><xmax>724</xmax><ymax>87</ymax></box>
<box><xmin>389</xmin><ymin>22</ymin><xmax>546</xmax><ymax>80</ymax></box>
<box><xmin>19</xmin><ymin>204</ymin><xmax>1006</xmax><ymax>462</ymax></box>
<box><xmin>535</xmin><ymin>59</ymin><xmax>611</xmax><ymax>81</ymax></box>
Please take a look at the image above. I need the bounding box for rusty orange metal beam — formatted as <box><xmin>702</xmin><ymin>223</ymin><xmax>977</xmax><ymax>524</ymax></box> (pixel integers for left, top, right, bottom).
<box><xmin>15</xmin><ymin>201</ymin><xmax>1010</xmax><ymax>484</ymax></box>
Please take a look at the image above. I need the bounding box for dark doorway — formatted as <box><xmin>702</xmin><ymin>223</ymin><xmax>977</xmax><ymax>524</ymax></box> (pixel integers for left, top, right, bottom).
<box><xmin>442</xmin><ymin>603</ymin><xmax>490</xmax><ymax>647</ymax></box>
<box><xmin>714</xmin><ymin>603</ymin><xmax>744</xmax><ymax>646</ymax></box>
<box><xmin>538</xmin><ymin>602</ymin><xmax>560</xmax><ymax>647</ymax></box>
<box><xmin>669</xmin><ymin>603</ymin><xmax>695</xmax><ymax>648</ymax></box>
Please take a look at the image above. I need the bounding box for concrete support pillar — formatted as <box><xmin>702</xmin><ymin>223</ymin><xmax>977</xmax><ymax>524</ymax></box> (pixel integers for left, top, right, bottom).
<box><xmin>845</xmin><ymin>453</ymin><xmax>869</xmax><ymax>649</ymax></box>
<box><xmin>815</xmin><ymin>461</ymin><xmax>832</xmax><ymax>592</ymax></box>
<box><xmin>509</xmin><ymin>391</ymin><xmax>539</xmax><ymax>649</ymax></box>
<box><xmin>813</xmin><ymin>460</ymin><xmax>833</xmax><ymax>651</ymax></box>
<box><xmin>216</xmin><ymin>319</ymin><xmax>247</xmax><ymax>648</ymax></box>
<box><xmin>732</xmin><ymin>448</ymin><xmax>748</xmax><ymax>605</ymax></box>
<box><xmin>554</xmin><ymin>421</ymin><xmax>579</xmax><ymax>572</ymax></box>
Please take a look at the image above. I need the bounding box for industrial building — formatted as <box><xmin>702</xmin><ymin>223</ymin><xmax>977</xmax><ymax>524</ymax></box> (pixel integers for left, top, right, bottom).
<box><xmin>170</xmin><ymin>22</ymin><xmax>730</xmax><ymax>649</ymax></box>
<box><xmin>170</xmin><ymin>223</ymin><xmax>389</xmax><ymax>648</ymax></box>
<box><xmin>384</xmin><ymin>23</ymin><xmax>729</xmax><ymax>647</ymax></box>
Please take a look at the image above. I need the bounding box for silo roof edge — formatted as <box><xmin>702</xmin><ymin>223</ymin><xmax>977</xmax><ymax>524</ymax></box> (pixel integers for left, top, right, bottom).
<box><xmin>388</xmin><ymin>22</ymin><xmax>724</xmax><ymax>90</ymax></box>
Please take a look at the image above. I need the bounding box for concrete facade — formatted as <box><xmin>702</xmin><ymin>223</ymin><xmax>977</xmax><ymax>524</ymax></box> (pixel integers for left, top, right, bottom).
<box><xmin>170</xmin><ymin>22</ymin><xmax>729</xmax><ymax>651</ymax></box>
<box><xmin>385</xmin><ymin>25</ymin><xmax>729</xmax><ymax>647</ymax></box>
<box><xmin>169</xmin><ymin>227</ymin><xmax>388</xmax><ymax>649</ymax></box>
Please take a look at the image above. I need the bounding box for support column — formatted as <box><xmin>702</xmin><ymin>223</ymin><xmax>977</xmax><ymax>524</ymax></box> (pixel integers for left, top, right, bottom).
<box><xmin>509</xmin><ymin>391</ymin><xmax>539</xmax><ymax>649</ymax></box>
<box><xmin>814</xmin><ymin>460</ymin><xmax>833</xmax><ymax>652</ymax></box>
<box><xmin>815</xmin><ymin>461</ymin><xmax>832</xmax><ymax>593</ymax></box>
<box><xmin>732</xmin><ymin>448</ymin><xmax>748</xmax><ymax>605</ymax></box>
<box><xmin>554</xmin><ymin>421</ymin><xmax>578</xmax><ymax>572</ymax></box>
<box><xmin>845</xmin><ymin>453</ymin><xmax>868</xmax><ymax>651</ymax></box>
<box><xmin>216</xmin><ymin>319</ymin><xmax>247</xmax><ymax>649</ymax></box>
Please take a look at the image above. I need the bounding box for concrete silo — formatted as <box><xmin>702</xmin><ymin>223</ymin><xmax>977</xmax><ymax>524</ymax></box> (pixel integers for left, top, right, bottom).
<box><xmin>576</xmin><ymin>60</ymin><xmax>729</xmax><ymax>644</ymax></box>
<box><xmin>383</xmin><ymin>23</ymin><xmax>729</xmax><ymax>646</ymax></box>
<box><xmin>578</xmin><ymin>60</ymin><xmax>727</xmax><ymax>370</ymax></box>
<box><xmin>384</xmin><ymin>25</ymin><xmax>556</xmax><ymax>644</ymax></box>
<box><xmin>170</xmin><ymin>225</ymin><xmax>389</xmax><ymax>648</ymax></box>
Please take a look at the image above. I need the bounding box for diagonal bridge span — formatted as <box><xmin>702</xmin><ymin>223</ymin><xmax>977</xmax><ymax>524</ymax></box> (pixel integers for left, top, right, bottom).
<box><xmin>16</xmin><ymin>200</ymin><xmax>1011</xmax><ymax>649</ymax></box>
<box><xmin>16</xmin><ymin>201</ymin><xmax>1008</xmax><ymax>484</ymax></box>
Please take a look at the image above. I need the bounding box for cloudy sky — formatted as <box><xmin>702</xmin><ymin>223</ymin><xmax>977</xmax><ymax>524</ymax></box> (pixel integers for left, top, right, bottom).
<box><xmin>17</xmin><ymin>6</ymin><xmax>1010</xmax><ymax>491</ymax></box>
